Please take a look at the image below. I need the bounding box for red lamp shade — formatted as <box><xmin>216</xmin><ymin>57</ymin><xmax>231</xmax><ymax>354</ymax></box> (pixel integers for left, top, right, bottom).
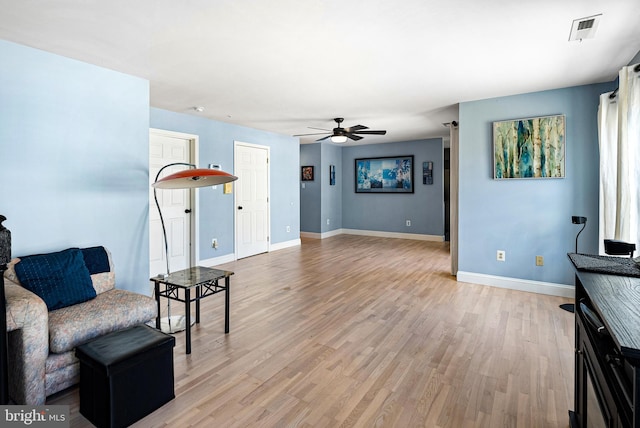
<box><xmin>152</xmin><ymin>168</ymin><xmax>238</xmax><ymax>189</ymax></box>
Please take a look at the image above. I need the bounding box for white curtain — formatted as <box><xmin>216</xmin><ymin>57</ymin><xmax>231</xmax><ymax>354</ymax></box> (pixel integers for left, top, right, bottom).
<box><xmin>598</xmin><ymin>63</ymin><xmax>640</xmax><ymax>254</ymax></box>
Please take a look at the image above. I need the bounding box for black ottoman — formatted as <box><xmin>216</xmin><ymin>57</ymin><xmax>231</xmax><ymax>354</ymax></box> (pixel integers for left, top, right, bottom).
<box><xmin>75</xmin><ymin>324</ymin><xmax>175</xmax><ymax>428</ymax></box>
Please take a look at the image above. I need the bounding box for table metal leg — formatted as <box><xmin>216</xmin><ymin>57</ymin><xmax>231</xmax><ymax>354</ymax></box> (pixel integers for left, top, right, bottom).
<box><xmin>154</xmin><ymin>281</ymin><xmax>161</xmax><ymax>330</ymax></box>
<box><xmin>225</xmin><ymin>276</ymin><xmax>230</xmax><ymax>334</ymax></box>
<box><xmin>185</xmin><ymin>288</ymin><xmax>191</xmax><ymax>354</ymax></box>
<box><xmin>195</xmin><ymin>285</ymin><xmax>201</xmax><ymax>324</ymax></box>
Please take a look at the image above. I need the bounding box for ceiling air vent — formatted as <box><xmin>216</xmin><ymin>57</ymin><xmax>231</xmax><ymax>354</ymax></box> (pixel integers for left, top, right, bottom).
<box><xmin>569</xmin><ymin>14</ymin><xmax>602</xmax><ymax>41</ymax></box>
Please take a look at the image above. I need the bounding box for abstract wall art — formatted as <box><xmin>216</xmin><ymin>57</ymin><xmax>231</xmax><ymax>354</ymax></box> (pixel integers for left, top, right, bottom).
<box><xmin>493</xmin><ymin>114</ymin><xmax>565</xmax><ymax>179</ymax></box>
<box><xmin>355</xmin><ymin>155</ymin><xmax>414</xmax><ymax>193</ymax></box>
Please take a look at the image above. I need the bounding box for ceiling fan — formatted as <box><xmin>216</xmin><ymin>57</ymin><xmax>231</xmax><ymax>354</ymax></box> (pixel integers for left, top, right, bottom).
<box><xmin>294</xmin><ymin>118</ymin><xmax>387</xmax><ymax>143</ymax></box>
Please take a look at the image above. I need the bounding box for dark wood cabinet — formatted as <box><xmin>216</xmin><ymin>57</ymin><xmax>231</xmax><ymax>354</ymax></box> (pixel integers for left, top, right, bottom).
<box><xmin>569</xmin><ymin>263</ymin><xmax>640</xmax><ymax>428</ymax></box>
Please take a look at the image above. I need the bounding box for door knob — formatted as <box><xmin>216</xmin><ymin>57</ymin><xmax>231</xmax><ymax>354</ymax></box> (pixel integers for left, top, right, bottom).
<box><xmin>185</xmin><ymin>209</ymin><xmax>192</xmax><ymax>214</ymax></box>
<box><xmin>238</xmin><ymin>206</ymin><xmax>243</xmax><ymax>210</ymax></box>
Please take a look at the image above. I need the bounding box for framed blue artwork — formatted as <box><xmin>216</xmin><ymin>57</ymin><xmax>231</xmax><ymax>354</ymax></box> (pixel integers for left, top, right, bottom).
<box><xmin>355</xmin><ymin>155</ymin><xmax>414</xmax><ymax>193</ymax></box>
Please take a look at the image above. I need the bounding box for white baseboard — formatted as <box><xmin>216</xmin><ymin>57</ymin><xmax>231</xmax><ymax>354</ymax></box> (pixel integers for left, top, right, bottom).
<box><xmin>270</xmin><ymin>238</ymin><xmax>301</xmax><ymax>251</ymax></box>
<box><xmin>300</xmin><ymin>231</ymin><xmax>321</xmax><ymax>239</ymax></box>
<box><xmin>456</xmin><ymin>271</ymin><xmax>574</xmax><ymax>298</ymax></box>
<box><xmin>199</xmin><ymin>239</ymin><xmax>301</xmax><ymax>267</ymax></box>
<box><xmin>300</xmin><ymin>230</ymin><xmax>342</xmax><ymax>239</ymax></box>
<box><xmin>301</xmin><ymin>228</ymin><xmax>443</xmax><ymax>241</ymax></box>
<box><xmin>198</xmin><ymin>253</ymin><xmax>236</xmax><ymax>267</ymax></box>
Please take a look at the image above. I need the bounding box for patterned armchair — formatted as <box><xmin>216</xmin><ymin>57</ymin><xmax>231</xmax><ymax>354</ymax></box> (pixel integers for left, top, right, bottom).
<box><xmin>3</xmin><ymin>246</ymin><xmax>156</xmax><ymax>405</ymax></box>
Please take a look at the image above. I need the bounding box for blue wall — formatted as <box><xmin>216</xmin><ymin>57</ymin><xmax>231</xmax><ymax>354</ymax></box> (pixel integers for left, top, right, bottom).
<box><xmin>458</xmin><ymin>82</ymin><xmax>616</xmax><ymax>286</ymax></box>
<box><xmin>0</xmin><ymin>40</ymin><xmax>300</xmax><ymax>296</ymax></box>
<box><xmin>321</xmin><ymin>143</ymin><xmax>342</xmax><ymax>233</ymax></box>
<box><xmin>342</xmin><ymin>139</ymin><xmax>444</xmax><ymax>236</ymax></box>
<box><xmin>150</xmin><ymin>108</ymin><xmax>300</xmax><ymax>255</ymax></box>
<box><xmin>0</xmin><ymin>40</ymin><xmax>150</xmax><ymax>293</ymax></box>
<box><xmin>301</xmin><ymin>138</ymin><xmax>443</xmax><ymax>236</ymax></box>
<box><xmin>300</xmin><ymin>144</ymin><xmax>322</xmax><ymax>233</ymax></box>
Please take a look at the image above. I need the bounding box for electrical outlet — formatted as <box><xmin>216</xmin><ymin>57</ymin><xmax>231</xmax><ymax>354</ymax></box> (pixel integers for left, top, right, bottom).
<box><xmin>327</xmin><ymin>219</ymin><xmax>330</xmax><ymax>225</ymax></box>
<box><xmin>497</xmin><ymin>250</ymin><xmax>506</xmax><ymax>262</ymax></box>
<box><xmin>212</xmin><ymin>238</ymin><xmax>218</xmax><ymax>249</ymax></box>
<box><xmin>406</xmin><ymin>220</ymin><xmax>411</xmax><ymax>227</ymax></box>
<box><xmin>286</xmin><ymin>225</ymin><xmax>291</xmax><ymax>232</ymax></box>
<box><xmin>536</xmin><ymin>255</ymin><xmax>544</xmax><ymax>266</ymax></box>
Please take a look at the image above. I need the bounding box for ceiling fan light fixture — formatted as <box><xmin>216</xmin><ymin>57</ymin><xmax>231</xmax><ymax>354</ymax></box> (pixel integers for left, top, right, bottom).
<box><xmin>293</xmin><ymin>118</ymin><xmax>386</xmax><ymax>143</ymax></box>
<box><xmin>330</xmin><ymin>135</ymin><xmax>348</xmax><ymax>143</ymax></box>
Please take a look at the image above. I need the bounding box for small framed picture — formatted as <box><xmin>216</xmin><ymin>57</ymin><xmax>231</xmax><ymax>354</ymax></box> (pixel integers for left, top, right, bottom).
<box><xmin>301</xmin><ymin>166</ymin><xmax>314</xmax><ymax>181</ymax></box>
<box><xmin>329</xmin><ymin>165</ymin><xmax>336</xmax><ymax>185</ymax></box>
<box><xmin>423</xmin><ymin>161</ymin><xmax>433</xmax><ymax>185</ymax></box>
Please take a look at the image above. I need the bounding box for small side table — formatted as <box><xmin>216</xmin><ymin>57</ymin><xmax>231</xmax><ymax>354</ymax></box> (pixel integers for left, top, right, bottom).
<box><xmin>150</xmin><ymin>266</ymin><xmax>233</xmax><ymax>354</ymax></box>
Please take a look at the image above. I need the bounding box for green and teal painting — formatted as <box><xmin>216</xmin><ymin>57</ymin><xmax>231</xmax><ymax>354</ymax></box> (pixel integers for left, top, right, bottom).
<box><xmin>493</xmin><ymin>115</ymin><xmax>565</xmax><ymax>179</ymax></box>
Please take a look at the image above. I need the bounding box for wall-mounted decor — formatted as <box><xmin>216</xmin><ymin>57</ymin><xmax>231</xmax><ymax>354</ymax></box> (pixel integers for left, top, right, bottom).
<box><xmin>355</xmin><ymin>155</ymin><xmax>414</xmax><ymax>193</ymax></box>
<box><xmin>301</xmin><ymin>166</ymin><xmax>314</xmax><ymax>181</ymax></box>
<box><xmin>423</xmin><ymin>161</ymin><xmax>433</xmax><ymax>185</ymax></box>
<box><xmin>493</xmin><ymin>114</ymin><xmax>565</xmax><ymax>179</ymax></box>
<box><xmin>329</xmin><ymin>165</ymin><xmax>335</xmax><ymax>185</ymax></box>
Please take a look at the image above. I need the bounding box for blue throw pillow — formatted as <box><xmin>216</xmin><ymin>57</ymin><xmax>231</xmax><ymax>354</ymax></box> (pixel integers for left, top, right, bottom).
<box><xmin>15</xmin><ymin>247</ymin><xmax>97</xmax><ymax>311</ymax></box>
<box><xmin>81</xmin><ymin>246</ymin><xmax>110</xmax><ymax>274</ymax></box>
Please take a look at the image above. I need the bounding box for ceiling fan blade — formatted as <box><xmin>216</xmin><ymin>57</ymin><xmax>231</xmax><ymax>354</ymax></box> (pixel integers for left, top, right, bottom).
<box><xmin>293</xmin><ymin>132</ymin><xmax>331</xmax><ymax>137</ymax></box>
<box><xmin>308</xmin><ymin>126</ymin><xmax>331</xmax><ymax>131</ymax></box>
<box><xmin>316</xmin><ymin>135</ymin><xmax>332</xmax><ymax>142</ymax></box>
<box><xmin>344</xmin><ymin>125</ymin><xmax>368</xmax><ymax>132</ymax></box>
<box><xmin>345</xmin><ymin>133</ymin><xmax>363</xmax><ymax>141</ymax></box>
<box><xmin>353</xmin><ymin>130</ymin><xmax>387</xmax><ymax>135</ymax></box>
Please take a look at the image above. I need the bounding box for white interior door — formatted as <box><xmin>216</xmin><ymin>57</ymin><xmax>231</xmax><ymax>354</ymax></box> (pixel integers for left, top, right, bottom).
<box><xmin>235</xmin><ymin>142</ymin><xmax>269</xmax><ymax>259</ymax></box>
<box><xmin>149</xmin><ymin>130</ymin><xmax>193</xmax><ymax>276</ymax></box>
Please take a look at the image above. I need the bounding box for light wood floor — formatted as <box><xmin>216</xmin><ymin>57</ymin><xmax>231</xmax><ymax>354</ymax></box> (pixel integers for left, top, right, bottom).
<box><xmin>49</xmin><ymin>235</ymin><xmax>575</xmax><ymax>427</ymax></box>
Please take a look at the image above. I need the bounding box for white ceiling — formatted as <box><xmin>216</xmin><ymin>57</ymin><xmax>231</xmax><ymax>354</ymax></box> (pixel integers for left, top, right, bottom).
<box><xmin>1</xmin><ymin>0</ymin><xmax>639</xmax><ymax>145</ymax></box>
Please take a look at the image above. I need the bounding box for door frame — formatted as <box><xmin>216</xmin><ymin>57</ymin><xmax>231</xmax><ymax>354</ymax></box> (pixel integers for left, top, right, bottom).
<box><xmin>149</xmin><ymin>128</ymin><xmax>200</xmax><ymax>269</ymax></box>
<box><xmin>449</xmin><ymin>124</ymin><xmax>459</xmax><ymax>276</ymax></box>
<box><xmin>233</xmin><ymin>140</ymin><xmax>271</xmax><ymax>259</ymax></box>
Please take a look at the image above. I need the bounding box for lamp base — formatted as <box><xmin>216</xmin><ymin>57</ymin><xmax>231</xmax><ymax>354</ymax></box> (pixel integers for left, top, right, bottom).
<box><xmin>148</xmin><ymin>315</ymin><xmax>195</xmax><ymax>334</ymax></box>
<box><xmin>560</xmin><ymin>303</ymin><xmax>575</xmax><ymax>313</ymax></box>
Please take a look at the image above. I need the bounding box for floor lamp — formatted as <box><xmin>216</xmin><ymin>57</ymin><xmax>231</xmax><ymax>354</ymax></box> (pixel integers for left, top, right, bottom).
<box><xmin>572</xmin><ymin>216</ymin><xmax>587</xmax><ymax>253</ymax></box>
<box><xmin>561</xmin><ymin>216</ymin><xmax>588</xmax><ymax>313</ymax></box>
<box><xmin>152</xmin><ymin>163</ymin><xmax>237</xmax><ymax>333</ymax></box>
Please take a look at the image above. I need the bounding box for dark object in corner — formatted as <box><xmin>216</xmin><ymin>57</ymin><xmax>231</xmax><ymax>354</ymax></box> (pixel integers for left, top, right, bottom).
<box><xmin>604</xmin><ymin>239</ymin><xmax>635</xmax><ymax>258</ymax></box>
<box><xmin>560</xmin><ymin>303</ymin><xmax>574</xmax><ymax>313</ymax></box>
<box><xmin>0</xmin><ymin>215</ymin><xmax>10</xmax><ymax>264</ymax></box>
<box><xmin>0</xmin><ymin>215</ymin><xmax>10</xmax><ymax>404</ymax></box>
